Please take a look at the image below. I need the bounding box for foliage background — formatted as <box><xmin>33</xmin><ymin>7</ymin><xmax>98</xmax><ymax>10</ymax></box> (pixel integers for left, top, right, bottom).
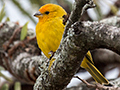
<box><xmin>0</xmin><ymin>0</ymin><xmax>120</xmax><ymax>90</ymax></box>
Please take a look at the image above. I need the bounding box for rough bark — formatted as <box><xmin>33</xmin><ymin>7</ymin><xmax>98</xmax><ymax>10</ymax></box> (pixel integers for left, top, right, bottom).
<box><xmin>34</xmin><ymin>19</ymin><xmax>120</xmax><ymax>90</ymax></box>
<box><xmin>1</xmin><ymin>17</ymin><xmax>120</xmax><ymax>90</ymax></box>
<box><xmin>1</xmin><ymin>0</ymin><xmax>120</xmax><ymax>90</ymax></box>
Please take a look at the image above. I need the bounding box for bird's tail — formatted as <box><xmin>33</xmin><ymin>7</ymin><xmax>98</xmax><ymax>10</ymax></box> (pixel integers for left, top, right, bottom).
<box><xmin>48</xmin><ymin>58</ymin><xmax>55</xmax><ymax>70</ymax></box>
<box><xmin>80</xmin><ymin>51</ymin><xmax>109</xmax><ymax>84</ymax></box>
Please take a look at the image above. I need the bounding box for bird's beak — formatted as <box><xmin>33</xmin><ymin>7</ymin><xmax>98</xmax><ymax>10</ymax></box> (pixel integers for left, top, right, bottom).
<box><xmin>34</xmin><ymin>11</ymin><xmax>42</xmax><ymax>17</ymax></box>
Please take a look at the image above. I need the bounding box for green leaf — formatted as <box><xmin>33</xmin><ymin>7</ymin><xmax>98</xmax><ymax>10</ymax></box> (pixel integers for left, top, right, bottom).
<box><xmin>1</xmin><ymin>83</ymin><xmax>9</xmax><ymax>90</ymax></box>
<box><xmin>0</xmin><ymin>71</ymin><xmax>12</xmax><ymax>82</ymax></box>
<box><xmin>20</xmin><ymin>22</ymin><xmax>29</xmax><ymax>41</ymax></box>
<box><xmin>5</xmin><ymin>17</ymin><xmax>10</xmax><ymax>22</ymax></box>
<box><xmin>0</xmin><ymin>4</ymin><xmax>5</xmax><ymax>22</ymax></box>
<box><xmin>110</xmin><ymin>4</ymin><xmax>118</xmax><ymax>15</ymax></box>
<box><xmin>0</xmin><ymin>66</ymin><xmax>5</xmax><ymax>71</ymax></box>
<box><xmin>14</xmin><ymin>82</ymin><xmax>21</xmax><ymax>90</ymax></box>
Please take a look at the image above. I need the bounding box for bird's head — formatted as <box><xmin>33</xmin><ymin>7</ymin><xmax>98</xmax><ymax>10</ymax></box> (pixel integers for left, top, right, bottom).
<box><xmin>34</xmin><ymin>3</ymin><xmax>67</xmax><ymax>20</ymax></box>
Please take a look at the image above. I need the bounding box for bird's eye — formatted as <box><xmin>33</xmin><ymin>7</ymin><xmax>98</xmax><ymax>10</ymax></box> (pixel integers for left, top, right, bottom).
<box><xmin>45</xmin><ymin>11</ymin><xmax>49</xmax><ymax>14</ymax></box>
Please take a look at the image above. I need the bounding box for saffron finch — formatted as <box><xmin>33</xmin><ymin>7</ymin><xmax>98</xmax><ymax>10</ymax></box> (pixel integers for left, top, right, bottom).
<box><xmin>34</xmin><ymin>3</ymin><xmax>67</xmax><ymax>58</ymax></box>
<box><xmin>34</xmin><ymin>3</ymin><xmax>109</xmax><ymax>84</ymax></box>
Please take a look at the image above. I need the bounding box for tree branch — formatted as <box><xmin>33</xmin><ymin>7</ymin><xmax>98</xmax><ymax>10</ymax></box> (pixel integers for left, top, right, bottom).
<box><xmin>1</xmin><ymin>0</ymin><xmax>120</xmax><ymax>90</ymax></box>
<box><xmin>34</xmin><ymin>20</ymin><xmax>120</xmax><ymax>90</ymax></box>
<box><xmin>63</xmin><ymin>0</ymin><xmax>95</xmax><ymax>38</ymax></box>
<box><xmin>1</xmin><ymin>18</ymin><xmax>120</xmax><ymax>90</ymax></box>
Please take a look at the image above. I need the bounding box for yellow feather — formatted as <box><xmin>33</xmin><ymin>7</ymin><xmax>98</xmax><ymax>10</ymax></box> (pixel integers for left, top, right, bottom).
<box><xmin>35</xmin><ymin>4</ymin><xmax>67</xmax><ymax>58</ymax></box>
<box><xmin>81</xmin><ymin>51</ymin><xmax>109</xmax><ymax>84</ymax></box>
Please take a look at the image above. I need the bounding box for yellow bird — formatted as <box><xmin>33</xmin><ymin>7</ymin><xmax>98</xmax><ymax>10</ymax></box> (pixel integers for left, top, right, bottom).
<box><xmin>34</xmin><ymin>3</ymin><xmax>109</xmax><ymax>84</ymax></box>
<box><xmin>34</xmin><ymin>3</ymin><xmax>67</xmax><ymax>58</ymax></box>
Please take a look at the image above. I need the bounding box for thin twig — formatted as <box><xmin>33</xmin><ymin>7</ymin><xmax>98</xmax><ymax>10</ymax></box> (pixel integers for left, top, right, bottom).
<box><xmin>3</xmin><ymin>27</ymin><xmax>22</xmax><ymax>51</ymax></box>
<box><xmin>8</xmin><ymin>37</ymin><xmax>36</xmax><ymax>57</ymax></box>
<box><xmin>74</xmin><ymin>76</ymin><xmax>120</xmax><ymax>90</ymax></box>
